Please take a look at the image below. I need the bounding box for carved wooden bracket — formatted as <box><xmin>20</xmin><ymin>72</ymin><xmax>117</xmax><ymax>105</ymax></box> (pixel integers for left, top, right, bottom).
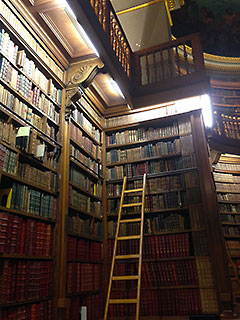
<box><xmin>65</xmin><ymin>58</ymin><xmax>107</xmax><ymax>120</ymax></box>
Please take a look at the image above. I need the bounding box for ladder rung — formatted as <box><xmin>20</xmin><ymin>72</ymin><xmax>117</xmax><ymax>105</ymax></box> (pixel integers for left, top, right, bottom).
<box><xmin>122</xmin><ymin>203</ymin><xmax>142</xmax><ymax>207</ymax></box>
<box><xmin>115</xmin><ymin>254</ymin><xmax>140</xmax><ymax>259</ymax></box>
<box><xmin>118</xmin><ymin>235</ymin><xmax>140</xmax><ymax>240</ymax></box>
<box><xmin>120</xmin><ymin>218</ymin><xmax>141</xmax><ymax>223</ymax></box>
<box><xmin>112</xmin><ymin>275</ymin><xmax>139</xmax><ymax>281</ymax></box>
<box><xmin>109</xmin><ymin>299</ymin><xmax>137</xmax><ymax>304</ymax></box>
<box><xmin>124</xmin><ymin>189</ymin><xmax>143</xmax><ymax>193</ymax></box>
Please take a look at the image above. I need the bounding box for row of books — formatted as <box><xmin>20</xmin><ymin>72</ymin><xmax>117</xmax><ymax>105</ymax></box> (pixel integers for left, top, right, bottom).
<box><xmin>0</xmin><ymin>212</ymin><xmax>52</xmax><ymax>256</ymax></box>
<box><xmin>106</xmin><ymin>154</ymin><xmax>197</xmax><ymax>180</ymax></box>
<box><xmin>0</xmin><ymin>122</ymin><xmax>57</xmax><ymax>169</ymax></box>
<box><xmin>141</xmin><ymin>259</ymin><xmax>198</xmax><ymax>287</ymax></box>
<box><xmin>0</xmin><ymin>260</ymin><xmax>53</xmax><ymax>303</ymax></box>
<box><xmin>215</xmin><ymin>162</ymin><xmax>240</xmax><ymax>172</ymax></box>
<box><xmin>68</xmin><ymin>294</ymin><xmax>103</xmax><ymax>320</ymax></box>
<box><xmin>106</xmin><ymin>123</ymin><xmax>179</xmax><ymax>146</ymax></box>
<box><xmin>0</xmin><ymin>84</ymin><xmax>58</xmax><ymax>138</ymax></box>
<box><xmin>217</xmin><ymin>193</ymin><xmax>240</xmax><ymax>202</ymax></box>
<box><xmin>68</xmin><ymin>186</ymin><xmax>102</xmax><ymax>217</ymax></box>
<box><xmin>70</xmin><ymin>166</ymin><xmax>102</xmax><ymax>198</ymax></box>
<box><xmin>0</xmin><ymin>183</ymin><xmax>57</xmax><ymax>219</ymax></box>
<box><xmin>67</xmin><ymin>263</ymin><xmax>102</xmax><ymax>293</ymax></box>
<box><xmin>221</xmin><ymin>214</ymin><xmax>240</xmax><ymax>223</ymax></box>
<box><xmin>109</xmin><ymin>205</ymin><xmax>203</xmax><ymax>236</ymax></box>
<box><xmin>108</xmin><ymin>289</ymin><xmax>202</xmax><ymax>317</ymax></box>
<box><xmin>213</xmin><ymin>172</ymin><xmax>240</xmax><ymax>183</ymax></box>
<box><xmin>16</xmin><ymin>162</ymin><xmax>57</xmax><ymax>192</ymax></box>
<box><xmin>67</xmin><ymin>215</ymin><xmax>102</xmax><ymax>240</ymax></box>
<box><xmin>70</xmin><ymin>145</ymin><xmax>102</xmax><ymax>177</ymax></box>
<box><xmin>0</xmin><ymin>2</ymin><xmax>64</xmax><ymax>81</ymax></box>
<box><xmin>212</xmin><ymin>87</ymin><xmax>240</xmax><ymax>97</ymax></box>
<box><xmin>108</xmin><ymin>233</ymin><xmax>190</xmax><ymax>260</ymax></box>
<box><xmin>0</xmin><ymin>57</ymin><xmax>60</xmax><ymax>118</ymax></box>
<box><xmin>1</xmin><ymin>300</ymin><xmax>53</xmax><ymax>320</ymax></box>
<box><xmin>106</xmin><ymin>139</ymin><xmax>181</xmax><ymax>164</ymax></box>
<box><xmin>72</xmin><ymin>110</ymin><xmax>101</xmax><ymax>144</ymax></box>
<box><xmin>223</xmin><ymin>225</ymin><xmax>240</xmax><ymax>236</ymax></box>
<box><xmin>216</xmin><ymin>182</ymin><xmax>240</xmax><ymax>193</ymax></box>
<box><xmin>108</xmin><ymin>212</ymin><xmax>186</xmax><ymax>238</ymax></box>
<box><xmin>67</xmin><ymin>236</ymin><xmax>102</xmax><ymax>261</ymax></box>
<box><xmin>219</xmin><ymin>203</ymin><xmax>240</xmax><ymax>213</ymax></box>
<box><xmin>212</xmin><ymin>95</ymin><xmax>240</xmax><ymax>105</ymax></box>
<box><xmin>0</xmin><ymin>143</ymin><xmax>17</xmax><ymax>174</ymax></box>
<box><xmin>70</xmin><ymin>136</ymin><xmax>102</xmax><ymax>162</ymax></box>
<box><xmin>107</xmin><ymin>174</ymin><xmax>184</xmax><ymax>196</ymax></box>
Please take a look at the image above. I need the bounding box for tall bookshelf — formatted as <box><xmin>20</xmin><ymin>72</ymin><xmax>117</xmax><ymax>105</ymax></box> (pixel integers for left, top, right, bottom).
<box><xmin>213</xmin><ymin>154</ymin><xmax>240</xmax><ymax>302</ymax></box>
<box><xmin>60</xmin><ymin>96</ymin><xmax>104</xmax><ymax>320</ymax></box>
<box><xmin>103</xmin><ymin>109</ymin><xmax>231</xmax><ymax>318</ymax></box>
<box><xmin>211</xmin><ymin>82</ymin><xmax>240</xmax><ymax>141</ymax></box>
<box><xmin>0</xmin><ymin>0</ymin><xmax>65</xmax><ymax>319</ymax></box>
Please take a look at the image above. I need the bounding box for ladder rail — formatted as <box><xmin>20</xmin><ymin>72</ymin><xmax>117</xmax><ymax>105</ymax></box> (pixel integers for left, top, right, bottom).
<box><xmin>104</xmin><ymin>176</ymin><xmax>127</xmax><ymax>320</ymax></box>
<box><xmin>136</xmin><ymin>173</ymin><xmax>146</xmax><ymax>320</ymax></box>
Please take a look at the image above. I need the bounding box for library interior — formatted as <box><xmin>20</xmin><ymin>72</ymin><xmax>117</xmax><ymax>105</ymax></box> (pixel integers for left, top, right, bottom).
<box><xmin>1</xmin><ymin>0</ymin><xmax>240</xmax><ymax>319</ymax></box>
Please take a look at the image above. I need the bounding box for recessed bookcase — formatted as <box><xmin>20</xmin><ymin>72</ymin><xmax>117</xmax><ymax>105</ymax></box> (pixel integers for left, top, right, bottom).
<box><xmin>103</xmin><ymin>109</ymin><xmax>231</xmax><ymax>318</ymax></box>
<box><xmin>61</xmin><ymin>96</ymin><xmax>104</xmax><ymax>320</ymax></box>
<box><xmin>0</xmin><ymin>0</ymin><xmax>65</xmax><ymax>319</ymax></box>
<box><xmin>213</xmin><ymin>154</ymin><xmax>240</xmax><ymax>302</ymax></box>
<box><xmin>211</xmin><ymin>83</ymin><xmax>240</xmax><ymax>141</ymax></box>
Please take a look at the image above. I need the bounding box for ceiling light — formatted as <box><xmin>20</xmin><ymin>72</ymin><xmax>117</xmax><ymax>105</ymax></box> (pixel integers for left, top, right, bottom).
<box><xmin>109</xmin><ymin>79</ymin><xmax>125</xmax><ymax>98</ymax></box>
<box><xmin>56</xmin><ymin>0</ymin><xmax>100</xmax><ymax>57</ymax></box>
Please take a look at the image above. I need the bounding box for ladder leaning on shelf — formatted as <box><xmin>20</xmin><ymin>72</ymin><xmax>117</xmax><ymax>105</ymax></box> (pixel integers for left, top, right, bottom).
<box><xmin>226</xmin><ymin>244</ymin><xmax>240</xmax><ymax>303</ymax></box>
<box><xmin>104</xmin><ymin>173</ymin><xmax>147</xmax><ymax>320</ymax></box>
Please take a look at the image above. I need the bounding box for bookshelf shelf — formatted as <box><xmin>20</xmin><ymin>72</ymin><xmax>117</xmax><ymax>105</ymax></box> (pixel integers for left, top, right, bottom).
<box><xmin>71</xmin><ymin>117</ymin><xmax>101</xmax><ymax>146</ymax></box>
<box><xmin>0</xmin><ymin>296</ymin><xmax>52</xmax><ymax>308</ymax></box>
<box><xmin>218</xmin><ymin>200</ymin><xmax>240</xmax><ymax>204</ymax></box>
<box><xmin>68</xmin><ymin>205</ymin><xmax>102</xmax><ymax>220</ymax></box>
<box><xmin>106</xmin><ymin>134</ymin><xmax>180</xmax><ymax>150</ymax></box>
<box><xmin>0</xmin><ymin>254</ymin><xmax>53</xmax><ymax>260</ymax></box>
<box><xmin>0</xmin><ymin>103</ymin><xmax>61</xmax><ymax>148</ymax></box>
<box><xmin>220</xmin><ymin>211</ymin><xmax>240</xmax><ymax>215</ymax></box>
<box><xmin>1</xmin><ymin>171</ymin><xmax>57</xmax><ymax>195</ymax></box>
<box><xmin>224</xmin><ymin>235</ymin><xmax>240</xmax><ymax>239</ymax></box>
<box><xmin>216</xmin><ymin>189</ymin><xmax>240</xmax><ymax>194</ymax></box>
<box><xmin>0</xmin><ymin>139</ymin><xmax>57</xmax><ymax>173</ymax></box>
<box><xmin>66</xmin><ymin>289</ymin><xmax>102</xmax><ymax>297</ymax></box>
<box><xmin>69</xmin><ymin>181</ymin><xmax>102</xmax><ymax>201</ymax></box>
<box><xmin>106</xmin><ymin>153</ymin><xmax>182</xmax><ymax>167</ymax></box>
<box><xmin>67</xmin><ymin>232</ymin><xmax>102</xmax><ymax>243</ymax></box>
<box><xmin>70</xmin><ymin>138</ymin><xmax>100</xmax><ymax>162</ymax></box>
<box><xmin>106</xmin><ymin>167</ymin><xmax>198</xmax><ymax>183</ymax></box>
<box><xmin>0</xmin><ymin>205</ymin><xmax>56</xmax><ymax>223</ymax></box>
<box><xmin>67</xmin><ymin>259</ymin><xmax>103</xmax><ymax>264</ymax></box>
<box><xmin>107</xmin><ymin>188</ymin><xmax>186</xmax><ymax>199</ymax></box>
<box><xmin>214</xmin><ymin>169</ymin><xmax>240</xmax><ymax>175</ymax></box>
<box><xmin>70</xmin><ymin>156</ymin><xmax>102</xmax><ymax>180</ymax></box>
<box><xmin>222</xmin><ymin>222</ymin><xmax>240</xmax><ymax>226</ymax></box>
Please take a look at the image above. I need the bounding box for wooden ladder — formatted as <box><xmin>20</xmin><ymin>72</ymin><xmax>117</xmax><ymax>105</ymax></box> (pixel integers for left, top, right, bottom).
<box><xmin>104</xmin><ymin>174</ymin><xmax>147</xmax><ymax>320</ymax></box>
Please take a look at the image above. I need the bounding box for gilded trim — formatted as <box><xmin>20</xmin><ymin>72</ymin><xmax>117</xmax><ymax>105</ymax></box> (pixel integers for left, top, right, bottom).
<box><xmin>116</xmin><ymin>0</ymin><xmax>165</xmax><ymax>16</ymax></box>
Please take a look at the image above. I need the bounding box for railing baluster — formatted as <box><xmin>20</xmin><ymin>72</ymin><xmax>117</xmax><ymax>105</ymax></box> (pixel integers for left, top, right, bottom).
<box><xmin>175</xmin><ymin>45</ymin><xmax>181</xmax><ymax>76</ymax></box>
<box><xmin>146</xmin><ymin>54</ymin><xmax>150</xmax><ymax>85</ymax></box>
<box><xmin>160</xmin><ymin>49</ymin><xmax>165</xmax><ymax>81</ymax></box>
<box><xmin>153</xmin><ymin>52</ymin><xmax>157</xmax><ymax>83</ymax></box>
<box><xmin>168</xmin><ymin>48</ymin><xmax>173</xmax><ymax>78</ymax></box>
<box><xmin>183</xmin><ymin>44</ymin><xmax>189</xmax><ymax>74</ymax></box>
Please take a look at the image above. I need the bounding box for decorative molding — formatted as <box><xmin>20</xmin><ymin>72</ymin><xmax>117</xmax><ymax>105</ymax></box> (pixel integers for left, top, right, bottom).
<box><xmin>65</xmin><ymin>59</ymin><xmax>108</xmax><ymax>120</ymax></box>
<box><xmin>66</xmin><ymin>58</ymin><xmax>106</xmax><ymax>89</ymax></box>
<box><xmin>39</xmin><ymin>12</ymin><xmax>75</xmax><ymax>57</ymax></box>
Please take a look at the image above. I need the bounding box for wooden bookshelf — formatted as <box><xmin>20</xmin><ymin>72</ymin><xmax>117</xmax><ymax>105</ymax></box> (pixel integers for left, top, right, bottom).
<box><xmin>0</xmin><ymin>2</ymin><xmax>64</xmax><ymax>319</ymax></box>
<box><xmin>212</xmin><ymin>154</ymin><xmax>240</xmax><ymax>303</ymax></box>
<box><xmin>103</xmin><ymin>110</ymin><xmax>230</xmax><ymax>318</ymax></box>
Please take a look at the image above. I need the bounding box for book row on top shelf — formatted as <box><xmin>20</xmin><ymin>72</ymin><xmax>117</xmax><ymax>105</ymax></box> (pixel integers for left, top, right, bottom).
<box><xmin>0</xmin><ymin>0</ymin><xmax>64</xmax><ymax>83</ymax></box>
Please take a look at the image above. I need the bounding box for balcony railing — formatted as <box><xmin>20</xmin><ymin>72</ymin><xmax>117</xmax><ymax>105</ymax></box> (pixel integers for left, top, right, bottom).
<box><xmin>89</xmin><ymin>0</ymin><xmax>132</xmax><ymax>78</ymax></box>
<box><xmin>85</xmin><ymin>0</ymin><xmax>206</xmax><ymax>105</ymax></box>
